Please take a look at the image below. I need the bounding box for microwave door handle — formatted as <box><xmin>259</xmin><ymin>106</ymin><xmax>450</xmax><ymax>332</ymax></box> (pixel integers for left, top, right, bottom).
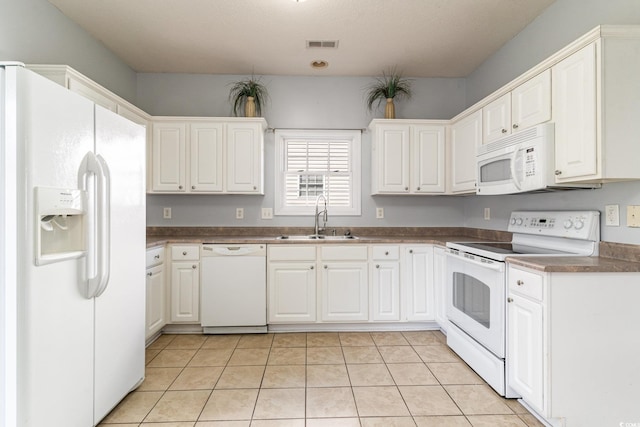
<box><xmin>510</xmin><ymin>150</ymin><xmax>522</xmax><ymax>191</ymax></box>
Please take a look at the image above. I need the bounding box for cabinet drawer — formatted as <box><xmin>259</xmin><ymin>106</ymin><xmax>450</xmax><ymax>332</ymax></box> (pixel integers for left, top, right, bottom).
<box><xmin>372</xmin><ymin>245</ymin><xmax>400</xmax><ymax>260</ymax></box>
<box><xmin>269</xmin><ymin>245</ymin><xmax>316</xmax><ymax>261</ymax></box>
<box><xmin>320</xmin><ymin>245</ymin><xmax>368</xmax><ymax>261</ymax></box>
<box><xmin>509</xmin><ymin>267</ymin><xmax>543</xmax><ymax>301</ymax></box>
<box><xmin>171</xmin><ymin>245</ymin><xmax>200</xmax><ymax>261</ymax></box>
<box><xmin>146</xmin><ymin>246</ymin><xmax>165</xmax><ymax>268</ymax></box>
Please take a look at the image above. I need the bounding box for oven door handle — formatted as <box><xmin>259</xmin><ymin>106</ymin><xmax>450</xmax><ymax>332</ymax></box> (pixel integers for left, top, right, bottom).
<box><xmin>445</xmin><ymin>249</ymin><xmax>504</xmax><ymax>272</ymax></box>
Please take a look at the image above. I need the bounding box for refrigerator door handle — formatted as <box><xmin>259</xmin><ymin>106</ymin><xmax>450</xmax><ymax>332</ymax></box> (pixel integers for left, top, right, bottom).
<box><xmin>77</xmin><ymin>152</ymin><xmax>110</xmax><ymax>299</ymax></box>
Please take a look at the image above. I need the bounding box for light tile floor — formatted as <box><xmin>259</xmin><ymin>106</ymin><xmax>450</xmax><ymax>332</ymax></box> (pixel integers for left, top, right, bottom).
<box><xmin>99</xmin><ymin>331</ymin><xmax>545</xmax><ymax>427</ymax></box>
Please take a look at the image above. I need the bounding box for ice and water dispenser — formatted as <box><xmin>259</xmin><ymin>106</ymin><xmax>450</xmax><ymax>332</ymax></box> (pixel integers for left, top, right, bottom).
<box><xmin>35</xmin><ymin>187</ymin><xmax>86</xmax><ymax>265</ymax></box>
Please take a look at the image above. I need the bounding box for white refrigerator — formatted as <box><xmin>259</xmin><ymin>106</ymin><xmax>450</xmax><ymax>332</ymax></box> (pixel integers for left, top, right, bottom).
<box><xmin>0</xmin><ymin>63</ymin><xmax>146</xmax><ymax>426</ymax></box>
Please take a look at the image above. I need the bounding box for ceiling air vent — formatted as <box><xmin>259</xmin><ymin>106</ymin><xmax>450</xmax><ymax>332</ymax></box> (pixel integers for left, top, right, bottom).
<box><xmin>306</xmin><ymin>40</ymin><xmax>339</xmax><ymax>49</ymax></box>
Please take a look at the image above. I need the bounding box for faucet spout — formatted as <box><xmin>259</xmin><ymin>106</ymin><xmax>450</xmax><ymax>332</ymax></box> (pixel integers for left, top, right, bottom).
<box><xmin>314</xmin><ymin>194</ymin><xmax>328</xmax><ymax>237</ymax></box>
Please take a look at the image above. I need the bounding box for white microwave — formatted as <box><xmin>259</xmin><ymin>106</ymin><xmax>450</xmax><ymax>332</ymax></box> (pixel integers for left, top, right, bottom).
<box><xmin>476</xmin><ymin>123</ymin><xmax>597</xmax><ymax>195</ymax></box>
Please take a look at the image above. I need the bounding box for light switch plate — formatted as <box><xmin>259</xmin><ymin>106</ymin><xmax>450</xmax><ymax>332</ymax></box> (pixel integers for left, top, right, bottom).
<box><xmin>261</xmin><ymin>208</ymin><xmax>273</xmax><ymax>220</ymax></box>
<box><xmin>605</xmin><ymin>204</ymin><xmax>619</xmax><ymax>226</ymax></box>
<box><xmin>627</xmin><ymin>205</ymin><xmax>640</xmax><ymax>227</ymax></box>
<box><xmin>236</xmin><ymin>208</ymin><xmax>244</xmax><ymax>220</ymax></box>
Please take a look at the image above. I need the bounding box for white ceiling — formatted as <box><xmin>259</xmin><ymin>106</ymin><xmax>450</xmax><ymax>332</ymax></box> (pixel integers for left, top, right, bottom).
<box><xmin>48</xmin><ymin>0</ymin><xmax>555</xmax><ymax>77</ymax></box>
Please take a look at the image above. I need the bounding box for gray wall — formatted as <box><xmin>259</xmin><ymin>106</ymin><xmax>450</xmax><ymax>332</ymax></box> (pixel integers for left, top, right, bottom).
<box><xmin>0</xmin><ymin>0</ymin><xmax>137</xmax><ymax>102</ymax></box>
<box><xmin>463</xmin><ymin>0</ymin><xmax>640</xmax><ymax>244</ymax></box>
<box><xmin>141</xmin><ymin>74</ymin><xmax>468</xmax><ymax>228</ymax></box>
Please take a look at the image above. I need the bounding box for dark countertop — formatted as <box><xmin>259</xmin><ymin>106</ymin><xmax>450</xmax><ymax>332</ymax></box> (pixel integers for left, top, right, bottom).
<box><xmin>146</xmin><ymin>227</ymin><xmax>640</xmax><ymax>273</ymax></box>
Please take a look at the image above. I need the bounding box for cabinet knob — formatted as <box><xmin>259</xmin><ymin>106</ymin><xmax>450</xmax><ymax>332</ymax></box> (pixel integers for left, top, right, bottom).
<box><xmin>512</xmin><ymin>123</ymin><xmax>519</xmax><ymax>129</ymax></box>
<box><xmin>183</xmin><ymin>251</ymin><xmax>187</xmax><ymax>255</ymax></box>
<box><xmin>178</xmin><ymin>185</ymin><xmax>183</xmax><ymax>189</ymax></box>
<box><xmin>517</xmin><ymin>280</ymin><xmax>524</xmax><ymax>286</ymax></box>
<box><xmin>192</xmin><ymin>185</ymin><xmax>196</xmax><ymax>189</ymax></box>
<box><xmin>376</xmin><ymin>264</ymin><xmax>380</xmax><ymax>268</ymax></box>
<box><xmin>310</xmin><ymin>265</ymin><xmax>314</xmax><ymax>270</ymax></box>
<box><xmin>501</xmin><ymin>128</ymin><xmax>507</xmax><ymax>134</ymax></box>
<box><xmin>253</xmin><ymin>186</ymin><xmax>257</xmax><ymax>190</ymax></box>
<box><xmin>507</xmin><ymin>297</ymin><xmax>514</xmax><ymax>303</ymax></box>
<box><xmin>385</xmin><ymin>251</ymin><xmax>389</xmax><ymax>255</ymax></box>
<box><xmin>147</xmin><ymin>272</ymin><xmax>153</xmax><ymax>277</ymax></box>
<box><xmin>324</xmin><ymin>265</ymin><xmax>328</xmax><ymax>269</ymax></box>
<box><xmin>405</xmin><ymin>187</ymin><xmax>409</xmax><ymax>190</ymax></box>
<box><xmin>555</xmin><ymin>170</ymin><xmax>562</xmax><ymax>175</ymax></box>
<box><xmin>192</xmin><ymin>265</ymin><xmax>197</xmax><ymax>269</ymax></box>
<box><xmin>154</xmin><ymin>254</ymin><xmax>160</xmax><ymax>259</ymax></box>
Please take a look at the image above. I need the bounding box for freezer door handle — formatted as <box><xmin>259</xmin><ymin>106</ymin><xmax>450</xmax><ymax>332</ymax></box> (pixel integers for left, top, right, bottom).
<box><xmin>77</xmin><ymin>152</ymin><xmax>111</xmax><ymax>298</ymax></box>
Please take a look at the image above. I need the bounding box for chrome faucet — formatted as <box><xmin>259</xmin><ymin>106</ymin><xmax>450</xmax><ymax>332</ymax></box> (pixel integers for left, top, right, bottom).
<box><xmin>314</xmin><ymin>194</ymin><xmax>328</xmax><ymax>237</ymax></box>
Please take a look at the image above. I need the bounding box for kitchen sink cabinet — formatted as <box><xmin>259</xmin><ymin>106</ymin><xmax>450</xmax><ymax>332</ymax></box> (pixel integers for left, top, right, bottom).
<box><xmin>552</xmin><ymin>33</ymin><xmax>640</xmax><ymax>183</ymax></box>
<box><xmin>320</xmin><ymin>246</ymin><xmax>369</xmax><ymax>322</ymax></box>
<box><xmin>403</xmin><ymin>245</ymin><xmax>435</xmax><ymax>321</ymax></box>
<box><xmin>370</xmin><ymin>120</ymin><xmax>446</xmax><ymax>195</ymax></box>
<box><xmin>447</xmin><ymin>110</ymin><xmax>481</xmax><ymax>194</ymax></box>
<box><xmin>150</xmin><ymin>118</ymin><xmax>266</xmax><ymax>194</ymax></box>
<box><xmin>507</xmin><ymin>264</ymin><xmax>640</xmax><ymax>427</ymax></box>
<box><xmin>267</xmin><ymin>246</ymin><xmax>317</xmax><ymax>323</ymax></box>
<box><xmin>482</xmin><ymin>70</ymin><xmax>551</xmax><ymax>144</ymax></box>
<box><xmin>169</xmin><ymin>245</ymin><xmax>200</xmax><ymax>323</ymax></box>
<box><xmin>145</xmin><ymin>246</ymin><xmax>166</xmax><ymax>340</ymax></box>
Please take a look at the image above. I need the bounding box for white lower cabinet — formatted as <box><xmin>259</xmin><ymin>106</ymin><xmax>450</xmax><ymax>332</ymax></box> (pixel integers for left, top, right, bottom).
<box><xmin>145</xmin><ymin>246</ymin><xmax>165</xmax><ymax>340</ymax></box>
<box><xmin>371</xmin><ymin>246</ymin><xmax>400</xmax><ymax>321</ymax></box>
<box><xmin>432</xmin><ymin>245</ymin><xmax>448</xmax><ymax>331</ymax></box>
<box><xmin>268</xmin><ymin>246</ymin><xmax>317</xmax><ymax>323</ymax></box>
<box><xmin>507</xmin><ymin>264</ymin><xmax>640</xmax><ymax>427</ymax></box>
<box><xmin>403</xmin><ymin>245</ymin><xmax>435</xmax><ymax>321</ymax></box>
<box><xmin>320</xmin><ymin>246</ymin><xmax>369</xmax><ymax>322</ymax></box>
<box><xmin>169</xmin><ymin>245</ymin><xmax>200</xmax><ymax>323</ymax></box>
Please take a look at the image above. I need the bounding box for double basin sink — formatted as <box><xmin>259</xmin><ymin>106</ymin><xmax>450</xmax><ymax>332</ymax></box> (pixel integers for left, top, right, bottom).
<box><xmin>276</xmin><ymin>234</ymin><xmax>359</xmax><ymax>241</ymax></box>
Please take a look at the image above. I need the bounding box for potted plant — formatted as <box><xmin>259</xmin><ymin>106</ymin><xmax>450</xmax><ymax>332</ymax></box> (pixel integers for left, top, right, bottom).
<box><xmin>228</xmin><ymin>75</ymin><xmax>269</xmax><ymax>117</ymax></box>
<box><xmin>365</xmin><ymin>69</ymin><xmax>412</xmax><ymax>119</ymax></box>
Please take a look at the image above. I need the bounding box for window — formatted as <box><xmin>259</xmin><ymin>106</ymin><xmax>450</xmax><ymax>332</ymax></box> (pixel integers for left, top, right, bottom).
<box><xmin>275</xmin><ymin>129</ymin><xmax>361</xmax><ymax>216</ymax></box>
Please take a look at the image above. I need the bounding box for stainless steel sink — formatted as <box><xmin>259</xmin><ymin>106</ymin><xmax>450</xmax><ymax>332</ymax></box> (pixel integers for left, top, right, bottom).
<box><xmin>276</xmin><ymin>235</ymin><xmax>359</xmax><ymax>240</ymax></box>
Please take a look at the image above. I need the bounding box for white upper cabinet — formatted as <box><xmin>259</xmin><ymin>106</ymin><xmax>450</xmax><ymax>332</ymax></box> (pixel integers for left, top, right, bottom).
<box><xmin>482</xmin><ymin>70</ymin><xmax>551</xmax><ymax>144</ymax></box>
<box><xmin>370</xmin><ymin>120</ymin><xmax>446</xmax><ymax>195</ymax></box>
<box><xmin>448</xmin><ymin>110</ymin><xmax>481</xmax><ymax>194</ymax></box>
<box><xmin>150</xmin><ymin>118</ymin><xmax>266</xmax><ymax>194</ymax></box>
<box><xmin>553</xmin><ymin>34</ymin><xmax>640</xmax><ymax>183</ymax></box>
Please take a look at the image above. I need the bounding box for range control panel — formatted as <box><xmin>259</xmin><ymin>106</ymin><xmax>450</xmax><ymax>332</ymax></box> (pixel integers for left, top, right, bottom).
<box><xmin>507</xmin><ymin>210</ymin><xmax>600</xmax><ymax>241</ymax></box>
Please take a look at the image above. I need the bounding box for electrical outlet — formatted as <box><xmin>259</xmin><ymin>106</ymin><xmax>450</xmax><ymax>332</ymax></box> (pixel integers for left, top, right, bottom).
<box><xmin>484</xmin><ymin>207</ymin><xmax>491</xmax><ymax>220</ymax></box>
<box><xmin>627</xmin><ymin>205</ymin><xmax>640</xmax><ymax>227</ymax></box>
<box><xmin>236</xmin><ymin>208</ymin><xmax>244</xmax><ymax>220</ymax></box>
<box><xmin>376</xmin><ymin>207</ymin><xmax>384</xmax><ymax>219</ymax></box>
<box><xmin>261</xmin><ymin>208</ymin><xmax>273</xmax><ymax>220</ymax></box>
<box><xmin>163</xmin><ymin>207</ymin><xmax>172</xmax><ymax>219</ymax></box>
<box><xmin>605</xmin><ymin>204</ymin><xmax>620</xmax><ymax>226</ymax></box>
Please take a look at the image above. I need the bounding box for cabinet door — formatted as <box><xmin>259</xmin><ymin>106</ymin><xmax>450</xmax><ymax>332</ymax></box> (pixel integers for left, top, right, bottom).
<box><xmin>170</xmin><ymin>261</ymin><xmax>199</xmax><ymax>323</ymax></box>
<box><xmin>373</xmin><ymin>124</ymin><xmax>410</xmax><ymax>193</ymax></box>
<box><xmin>268</xmin><ymin>262</ymin><xmax>317</xmax><ymax>323</ymax></box>
<box><xmin>404</xmin><ymin>246</ymin><xmax>435</xmax><ymax>321</ymax></box>
<box><xmin>483</xmin><ymin>93</ymin><xmax>511</xmax><ymax>143</ymax></box>
<box><xmin>226</xmin><ymin>122</ymin><xmax>263</xmax><ymax>193</ymax></box>
<box><xmin>190</xmin><ymin>122</ymin><xmax>224</xmax><ymax>192</ymax></box>
<box><xmin>371</xmin><ymin>261</ymin><xmax>400</xmax><ymax>321</ymax></box>
<box><xmin>507</xmin><ymin>293</ymin><xmax>544</xmax><ymax>413</ymax></box>
<box><xmin>433</xmin><ymin>246</ymin><xmax>448</xmax><ymax>331</ymax></box>
<box><xmin>412</xmin><ymin>125</ymin><xmax>445</xmax><ymax>193</ymax></box>
<box><xmin>152</xmin><ymin>122</ymin><xmax>187</xmax><ymax>192</ymax></box>
<box><xmin>145</xmin><ymin>265</ymin><xmax>165</xmax><ymax>339</ymax></box>
<box><xmin>512</xmin><ymin>70</ymin><xmax>551</xmax><ymax>132</ymax></box>
<box><xmin>321</xmin><ymin>262</ymin><xmax>368</xmax><ymax>321</ymax></box>
<box><xmin>449</xmin><ymin>110</ymin><xmax>481</xmax><ymax>194</ymax></box>
<box><xmin>552</xmin><ymin>43</ymin><xmax>597</xmax><ymax>181</ymax></box>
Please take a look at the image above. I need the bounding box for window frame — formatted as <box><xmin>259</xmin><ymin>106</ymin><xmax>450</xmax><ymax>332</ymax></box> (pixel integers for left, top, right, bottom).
<box><xmin>274</xmin><ymin>129</ymin><xmax>361</xmax><ymax>216</ymax></box>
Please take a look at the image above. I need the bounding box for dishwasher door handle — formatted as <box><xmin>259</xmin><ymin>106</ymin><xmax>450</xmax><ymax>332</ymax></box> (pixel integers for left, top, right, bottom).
<box><xmin>202</xmin><ymin>244</ymin><xmax>266</xmax><ymax>257</ymax></box>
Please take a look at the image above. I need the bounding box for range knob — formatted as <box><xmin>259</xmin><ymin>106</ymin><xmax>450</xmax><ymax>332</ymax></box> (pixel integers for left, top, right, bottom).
<box><xmin>563</xmin><ymin>219</ymin><xmax>573</xmax><ymax>229</ymax></box>
<box><xmin>574</xmin><ymin>219</ymin><xmax>584</xmax><ymax>230</ymax></box>
<box><xmin>515</xmin><ymin>218</ymin><xmax>523</xmax><ymax>226</ymax></box>
<box><xmin>510</xmin><ymin>218</ymin><xmax>517</xmax><ymax>225</ymax></box>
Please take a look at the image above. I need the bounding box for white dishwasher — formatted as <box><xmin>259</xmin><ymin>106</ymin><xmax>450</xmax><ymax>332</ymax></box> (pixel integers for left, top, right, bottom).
<box><xmin>200</xmin><ymin>244</ymin><xmax>267</xmax><ymax>334</ymax></box>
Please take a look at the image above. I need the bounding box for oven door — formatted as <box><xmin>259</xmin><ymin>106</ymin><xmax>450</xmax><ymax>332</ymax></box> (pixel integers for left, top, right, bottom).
<box><xmin>446</xmin><ymin>249</ymin><xmax>506</xmax><ymax>358</ymax></box>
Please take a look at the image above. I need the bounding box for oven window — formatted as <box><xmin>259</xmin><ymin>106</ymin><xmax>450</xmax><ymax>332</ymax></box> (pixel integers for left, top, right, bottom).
<box><xmin>452</xmin><ymin>272</ymin><xmax>491</xmax><ymax>328</ymax></box>
<box><xmin>480</xmin><ymin>158</ymin><xmax>511</xmax><ymax>183</ymax></box>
